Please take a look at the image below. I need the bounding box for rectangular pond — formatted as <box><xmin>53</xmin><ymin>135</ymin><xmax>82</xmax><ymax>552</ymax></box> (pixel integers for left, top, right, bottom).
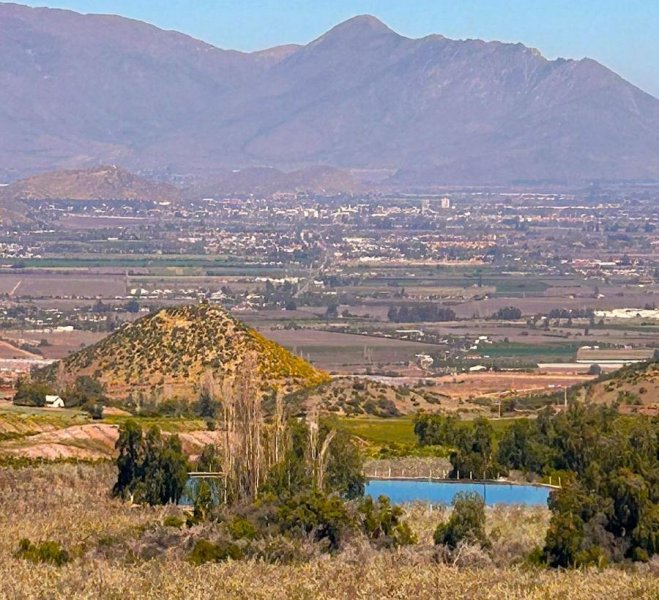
<box><xmin>366</xmin><ymin>479</ymin><xmax>551</xmax><ymax>506</ymax></box>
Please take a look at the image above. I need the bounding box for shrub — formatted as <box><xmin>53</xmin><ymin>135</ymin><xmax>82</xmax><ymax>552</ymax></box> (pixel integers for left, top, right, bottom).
<box><xmin>227</xmin><ymin>516</ymin><xmax>259</xmax><ymax>541</ymax></box>
<box><xmin>16</xmin><ymin>539</ymin><xmax>70</xmax><ymax>566</ymax></box>
<box><xmin>188</xmin><ymin>539</ymin><xmax>243</xmax><ymax>564</ymax></box>
<box><xmin>358</xmin><ymin>495</ymin><xmax>417</xmax><ymax>548</ymax></box>
<box><xmin>434</xmin><ymin>492</ymin><xmax>490</xmax><ymax>550</ymax></box>
<box><xmin>163</xmin><ymin>515</ymin><xmax>185</xmax><ymax>528</ymax></box>
<box><xmin>277</xmin><ymin>491</ymin><xmax>352</xmax><ymax>551</ymax></box>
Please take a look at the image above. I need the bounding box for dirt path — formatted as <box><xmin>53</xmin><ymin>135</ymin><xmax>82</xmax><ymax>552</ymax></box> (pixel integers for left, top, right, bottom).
<box><xmin>9</xmin><ymin>280</ymin><xmax>21</xmax><ymax>296</ymax></box>
<box><xmin>0</xmin><ymin>339</ymin><xmax>41</xmax><ymax>359</ymax></box>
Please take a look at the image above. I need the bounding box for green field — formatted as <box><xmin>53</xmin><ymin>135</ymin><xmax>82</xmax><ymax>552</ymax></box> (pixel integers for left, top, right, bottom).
<box><xmin>482</xmin><ymin>341</ymin><xmax>580</xmax><ymax>360</ymax></box>
<box><xmin>332</xmin><ymin>415</ymin><xmax>524</xmax><ymax>449</ymax></box>
<box><xmin>102</xmin><ymin>415</ymin><xmax>206</xmax><ymax>433</ymax></box>
<box><xmin>332</xmin><ymin>416</ymin><xmax>418</xmax><ymax>445</ymax></box>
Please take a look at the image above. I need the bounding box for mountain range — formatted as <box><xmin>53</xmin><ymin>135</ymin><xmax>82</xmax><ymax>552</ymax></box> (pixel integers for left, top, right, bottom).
<box><xmin>2</xmin><ymin>3</ymin><xmax>659</xmax><ymax>185</ymax></box>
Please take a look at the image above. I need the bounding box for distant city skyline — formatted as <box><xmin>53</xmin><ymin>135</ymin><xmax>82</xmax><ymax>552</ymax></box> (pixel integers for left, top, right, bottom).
<box><xmin>5</xmin><ymin>0</ymin><xmax>659</xmax><ymax>98</ymax></box>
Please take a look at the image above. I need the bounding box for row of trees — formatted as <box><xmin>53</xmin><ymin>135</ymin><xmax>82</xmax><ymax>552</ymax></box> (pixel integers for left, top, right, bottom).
<box><xmin>387</xmin><ymin>304</ymin><xmax>456</xmax><ymax>323</ymax></box>
<box><xmin>112</xmin><ymin>362</ymin><xmax>379</xmax><ymax>557</ymax></box>
<box><xmin>489</xmin><ymin>306</ymin><xmax>522</xmax><ymax>320</ymax></box>
<box><xmin>413</xmin><ymin>406</ymin><xmax>659</xmax><ymax>565</ymax></box>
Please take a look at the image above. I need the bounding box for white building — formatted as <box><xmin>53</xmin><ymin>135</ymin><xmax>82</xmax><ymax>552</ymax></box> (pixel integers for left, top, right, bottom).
<box><xmin>45</xmin><ymin>395</ymin><xmax>65</xmax><ymax>409</ymax></box>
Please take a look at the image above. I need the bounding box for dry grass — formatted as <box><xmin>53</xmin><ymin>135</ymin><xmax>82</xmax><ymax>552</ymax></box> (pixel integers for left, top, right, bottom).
<box><xmin>3</xmin><ymin>555</ymin><xmax>658</xmax><ymax>600</ymax></box>
<box><xmin>0</xmin><ymin>465</ymin><xmax>657</xmax><ymax>600</ymax></box>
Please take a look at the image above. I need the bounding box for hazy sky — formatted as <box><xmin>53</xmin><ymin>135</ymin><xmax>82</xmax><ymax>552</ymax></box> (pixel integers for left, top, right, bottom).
<box><xmin>8</xmin><ymin>0</ymin><xmax>659</xmax><ymax>98</ymax></box>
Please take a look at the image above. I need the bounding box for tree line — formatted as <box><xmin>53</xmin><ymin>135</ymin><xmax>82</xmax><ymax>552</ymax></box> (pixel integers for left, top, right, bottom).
<box><xmin>387</xmin><ymin>304</ymin><xmax>456</xmax><ymax>323</ymax></box>
<box><xmin>414</xmin><ymin>406</ymin><xmax>658</xmax><ymax>566</ymax></box>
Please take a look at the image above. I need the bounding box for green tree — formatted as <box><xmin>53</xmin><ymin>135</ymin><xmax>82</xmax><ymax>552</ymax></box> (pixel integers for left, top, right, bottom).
<box><xmin>192</xmin><ymin>479</ymin><xmax>214</xmax><ymax>522</ymax></box>
<box><xmin>264</xmin><ymin>421</ymin><xmax>364</xmax><ymax>500</ymax></box>
<box><xmin>113</xmin><ymin>422</ymin><xmax>188</xmax><ymax>505</ymax></box>
<box><xmin>196</xmin><ymin>444</ymin><xmax>219</xmax><ymax>472</ymax></box>
<box><xmin>142</xmin><ymin>426</ymin><xmax>165</xmax><ymax>505</ymax></box>
<box><xmin>12</xmin><ymin>378</ymin><xmax>54</xmax><ymax>407</ymax></box>
<box><xmin>323</xmin><ymin>427</ymin><xmax>365</xmax><ymax>499</ymax></box>
<box><xmin>67</xmin><ymin>375</ymin><xmax>105</xmax><ymax>404</ymax></box>
<box><xmin>159</xmin><ymin>435</ymin><xmax>189</xmax><ymax>505</ymax></box>
<box><xmin>491</xmin><ymin>306</ymin><xmax>522</xmax><ymax>320</ymax></box>
<box><xmin>496</xmin><ymin>419</ymin><xmax>553</xmax><ymax>473</ymax></box>
<box><xmin>414</xmin><ymin>413</ymin><xmax>461</xmax><ymax>447</ymax></box>
<box><xmin>113</xmin><ymin>420</ymin><xmax>144</xmax><ymax>499</ymax></box>
<box><xmin>196</xmin><ymin>388</ymin><xmax>219</xmax><ymax>419</ymax></box>
<box><xmin>450</xmin><ymin>418</ymin><xmax>499</xmax><ymax>479</ymax></box>
<box><xmin>434</xmin><ymin>492</ymin><xmax>490</xmax><ymax>550</ymax></box>
<box><xmin>66</xmin><ymin>375</ymin><xmax>106</xmax><ymax>417</ymax></box>
<box><xmin>264</xmin><ymin>419</ymin><xmax>313</xmax><ymax>498</ymax></box>
<box><xmin>325</xmin><ymin>302</ymin><xmax>339</xmax><ymax>320</ymax></box>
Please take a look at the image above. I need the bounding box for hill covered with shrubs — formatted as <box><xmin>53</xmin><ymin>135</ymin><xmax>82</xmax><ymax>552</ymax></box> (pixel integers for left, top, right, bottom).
<box><xmin>39</xmin><ymin>303</ymin><xmax>329</xmax><ymax>402</ymax></box>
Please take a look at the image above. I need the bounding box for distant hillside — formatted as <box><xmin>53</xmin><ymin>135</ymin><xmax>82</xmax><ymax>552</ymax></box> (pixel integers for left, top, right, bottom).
<box><xmin>190</xmin><ymin>165</ymin><xmax>360</xmax><ymax>197</ymax></box>
<box><xmin>1</xmin><ymin>165</ymin><xmax>180</xmax><ymax>202</ymax></box>
<box><xmin>576</xmin><ymin>359</ymin><xmax>659</xmax><ymax>416</ymax></box>
<box><xmin>40</xmin><ymin>304</ymin><xmax>329</xmax><ymax>401</ymax></box>
<box><xmin>2</xmin><ymin>4</ymin><xmax>659</xmax><ymax>183</ymax></box>
<box><xmin>287</xmin><ymin>377</ymin><xmax>447</xmax><ymax>417</ymax></box>
<box><xmin>0</xmin><ymin>195</ymin><xmax>30</xmax><ymax>224</ymax></box>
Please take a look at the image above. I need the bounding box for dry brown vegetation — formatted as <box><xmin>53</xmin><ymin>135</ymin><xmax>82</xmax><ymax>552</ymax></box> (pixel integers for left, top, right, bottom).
<box><xmin>292</xmin><ymin>377</ymin><xmax>446</xmax><ymax>417</ymax></box>
<box><xmin>578</xmin><ymin>360</ymin><xmax>659</xmax><ymax>416</ymax></box>
<box><xmin>1</xmin><ymin>464</ymin><xmax>657</xmax><ymax>599</ymax></box>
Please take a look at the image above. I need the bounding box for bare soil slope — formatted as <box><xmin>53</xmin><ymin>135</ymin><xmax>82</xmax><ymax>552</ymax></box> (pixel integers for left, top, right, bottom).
<box><xmin>577</xmin><ymin>360</ymin><xmax>659</xmax><ymax>416</ymax></box>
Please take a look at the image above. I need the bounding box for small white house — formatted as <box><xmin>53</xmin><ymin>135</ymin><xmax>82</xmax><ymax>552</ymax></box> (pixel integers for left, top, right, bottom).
<box><xmin>45</xmin><ymin>395</ymin><xmax>65</xmax><ymax>409</ymax></box>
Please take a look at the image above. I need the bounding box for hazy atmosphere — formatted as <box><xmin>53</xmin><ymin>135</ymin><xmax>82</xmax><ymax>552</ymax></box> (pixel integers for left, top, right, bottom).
<box><xmin>0</xmin><ymin>2</ymin><xmax>657</xmax><ymax>599</ymax></box>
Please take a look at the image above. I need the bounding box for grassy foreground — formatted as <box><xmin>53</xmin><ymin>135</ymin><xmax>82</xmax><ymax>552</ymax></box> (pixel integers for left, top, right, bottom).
<box><xmin>0</xmin><ymin>465</ymin><xmax>657</xmax><ymax>599</ymax></box>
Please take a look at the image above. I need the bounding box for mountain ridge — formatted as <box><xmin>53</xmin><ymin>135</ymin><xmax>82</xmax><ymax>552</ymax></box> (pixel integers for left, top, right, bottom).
<box><xmin>2</xmin><ymin>3</ymin><xmax>659</xmax><ymax>184</ymax></box>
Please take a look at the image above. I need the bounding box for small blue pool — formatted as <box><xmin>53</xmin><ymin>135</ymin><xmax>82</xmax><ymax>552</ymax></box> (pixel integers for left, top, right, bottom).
<box><xmin>365</xmin><ymin>479</ymin><xmax>551</xmax><ymax>506</ymax></box>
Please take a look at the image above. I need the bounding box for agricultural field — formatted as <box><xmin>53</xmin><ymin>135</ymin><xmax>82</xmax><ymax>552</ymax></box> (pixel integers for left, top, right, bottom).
<box><xmin>262</xmin><ymin>327</ymin><xmax>439</xmax><ymax>373</ymax></box>
<box><xmin>0</xmin><ymin>271</ymin><xmax>127</xmax><ymax>298</ymax></box>
<box><xmin>0</xmin><ymin>403</ymin><xmax>217</xmax><ymax>460</ymax></box>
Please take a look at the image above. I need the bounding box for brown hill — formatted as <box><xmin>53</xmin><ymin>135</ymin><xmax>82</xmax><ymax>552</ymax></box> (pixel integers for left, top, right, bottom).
<box><xmin>0</xmin><ymin>195</ymin><xmax>30</xmax><ymax>224</ymax></box>
<box><xmin>576</xmin><ymin>359</ymin><xmax>659</xmax><ymax>416</ymax></box>
<box><xmin>2</xmin><ymin>5</ymin><xmax>659</xmax><ymax>184</ymax></box>
<box><xmin>1</xmin><ymin>165</ymin><xmax>180</xmax><ymax>202</ymax></box>
<box><xmin>288</xmin><ymin>377</ymin><xmax>447</xmax><ymax>417</ymax></box>
<box><xmin>190</xmin><ymin>165</ymin><xmax>360</xmax><ymax>198</ymax></box>
<box><xmin>40</xmin><ymin>303</ymin><xmax>329</xmax><ymax>402</ymax></box>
